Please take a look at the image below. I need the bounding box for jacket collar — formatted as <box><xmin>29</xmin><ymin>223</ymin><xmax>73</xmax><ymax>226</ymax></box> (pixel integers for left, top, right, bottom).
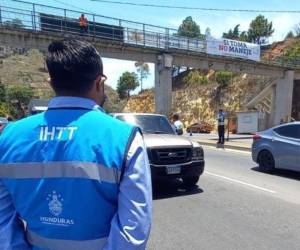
<box><xmin>48</xmin><ymin>96</ymin><xmax>104</xmax><ymax>112</ymax></box>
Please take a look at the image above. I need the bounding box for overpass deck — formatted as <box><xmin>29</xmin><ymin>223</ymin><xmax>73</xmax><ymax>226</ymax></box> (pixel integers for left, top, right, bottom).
<box><xmin>0</xmin><ymin>0</ymin><xmax>300</xmax><ymax>71</ymax></box>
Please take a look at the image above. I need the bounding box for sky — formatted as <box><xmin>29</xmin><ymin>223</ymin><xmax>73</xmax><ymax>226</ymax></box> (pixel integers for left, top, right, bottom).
<box><xmin>8</xmin><ymin>0</ymin><xmax>300</xmax><ymax>92</ymax></box>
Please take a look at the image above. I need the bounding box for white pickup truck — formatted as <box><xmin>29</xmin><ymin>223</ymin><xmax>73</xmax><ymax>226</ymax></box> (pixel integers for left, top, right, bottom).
<box><xmin>113</xmin><ymin>113</ymin><xmax>205</xmax><ymax>186</ymax></box>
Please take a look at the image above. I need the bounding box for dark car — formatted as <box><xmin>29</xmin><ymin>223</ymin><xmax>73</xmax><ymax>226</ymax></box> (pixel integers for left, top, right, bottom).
<box><xmin>252</xmin><ymin>122</ymin><xmax>300</xmax><ymax>173</ymax></box>
<box><xmin>187</xmin><ymin>122</ymin><xmax>213</xmax><ymax>134</ymax></box>
<box><xmin>113</xmin><ymin>113</ymin><xmax>205</xmax><ymax>186</ymax></box>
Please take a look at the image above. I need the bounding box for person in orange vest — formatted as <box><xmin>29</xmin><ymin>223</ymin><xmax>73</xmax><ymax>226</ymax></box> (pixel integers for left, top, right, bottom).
<box><xmin>79</xmin><ymin>14</ymin><xmax>88</xmax><ymax>33</ymax></box>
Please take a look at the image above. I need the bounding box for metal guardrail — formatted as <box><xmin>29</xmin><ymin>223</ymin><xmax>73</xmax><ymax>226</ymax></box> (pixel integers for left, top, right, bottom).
<box><xmin>0</xmin><ymin>0</ymin><xmax>205</xmax><ymax>52</ymax></box>
<box><xmin>0</xmin><ymin>0</ymin><xmax>300</xmax><ymax>69</ymax></box>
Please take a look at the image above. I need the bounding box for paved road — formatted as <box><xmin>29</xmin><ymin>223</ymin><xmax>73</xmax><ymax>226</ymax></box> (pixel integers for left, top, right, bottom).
<box><xmin>148</xmin><ymin>147</ymin><xmax>300</xmax><ymax>250</ymax></box>
<box><xmin>184</xmin><ymin>132</ymin><xmax>253</xmax><ymax>144</ymax></box>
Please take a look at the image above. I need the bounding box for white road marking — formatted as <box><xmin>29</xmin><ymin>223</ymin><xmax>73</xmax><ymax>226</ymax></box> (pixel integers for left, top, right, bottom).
<box><xmin>205</xmin><ymin>171</ymin><xmax>276</xmax><ymax>194</ymax></box>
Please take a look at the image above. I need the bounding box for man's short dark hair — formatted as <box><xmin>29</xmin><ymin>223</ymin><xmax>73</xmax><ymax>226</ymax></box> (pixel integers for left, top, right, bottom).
<box><xmin>46</xmin><ymin>39</ymin><xmax>103</xmax><ymax>95</ymax></box>
<box><xmin>173</xmin><ymin>113</ymin><xmax>179</xmax><ymax>120</ymax></box>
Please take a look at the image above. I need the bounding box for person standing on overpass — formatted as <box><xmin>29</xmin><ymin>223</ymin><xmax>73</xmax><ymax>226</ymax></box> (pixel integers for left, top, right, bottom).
<box><xmin>79</xmin><ymin>14</ymin><xmax>88</xmax><ymax>33</ymax></box>
<box><xmin>0</xmin><ymin>39</ymin><xmax>152</xmax><ymax>250</ymax></box>
<box><xmin>217</xmin><ymin>109</ymin><xmax>226</xmax><ymax>144</ymax></box>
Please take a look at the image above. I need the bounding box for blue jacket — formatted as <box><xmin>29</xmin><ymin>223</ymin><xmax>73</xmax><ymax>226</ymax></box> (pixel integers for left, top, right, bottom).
<box><xmin>0</xmin><ymin>97</ymin><xmax>139</xmax><ymax>250</ymax></box>
<box><xmin>217</xmin><ymin>112</ymin><xmax>225</xmax><ymax>126</ymax></box>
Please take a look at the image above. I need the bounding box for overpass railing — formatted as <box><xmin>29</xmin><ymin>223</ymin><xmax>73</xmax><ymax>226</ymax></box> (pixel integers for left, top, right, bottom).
<box><xmin>0</xmin><ymin>0</ymin><xmax>205</xmax><ymax>52</ymax></box>
<box><xmin>0</xmin><ymin>0</ymin><xmax>300</xmax><ymax>69</ymax></box>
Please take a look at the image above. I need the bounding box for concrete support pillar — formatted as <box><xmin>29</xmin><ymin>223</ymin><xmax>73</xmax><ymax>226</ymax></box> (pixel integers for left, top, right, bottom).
<box><xmin>268</xmin><ymin>85</ymin><xmax>276</xmax><ymax>128</ymax></box>
<box><xmin>271</xmin><ymin>70</ymin><xmax>294</xmax><ymax>126</ymax></box>
<box><xmin>155</xmin><ymin>54</ymin><xmax>173</xmax><ymax>115</ymax></box>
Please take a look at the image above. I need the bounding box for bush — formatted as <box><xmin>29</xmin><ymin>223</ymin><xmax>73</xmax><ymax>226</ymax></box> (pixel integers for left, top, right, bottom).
<box><xmin>0</xmin><ymin>103</ymin><xmax>15</xmax><ymax>117</ymax></box>
<box><xmin>0</xmin><ymin>103</ymin><xmax>9</xmax><ymax>117</ymax></box>
<box><xmin>215</xmin><ymin>71</ymin><xmax>232</xmax><ymax>87</ymax></box>
<box><xmin>5</xmin><ymin>84</ymin><xmax>34</xmax><ymax>118</ymax></box>
<box><xmin>183</xmin><ymin>70</ymin><xmax>208</xmax><ymax>85</ymax></box>
<box><xmin>283</xmin><ymin>42</ymin><xmax>300</xmax><ymax>64</ymax></box>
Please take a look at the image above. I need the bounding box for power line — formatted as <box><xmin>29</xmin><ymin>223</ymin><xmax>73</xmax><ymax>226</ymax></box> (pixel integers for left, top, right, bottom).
<box><xmin>52</xmin><ymin>0</ymin><xmax>95</xmax><ymax>13</ymax></box>
<box><xmin>90</xmin><ymin>0</ymin><xmax>300</xmax><ymax>13</ymax></box>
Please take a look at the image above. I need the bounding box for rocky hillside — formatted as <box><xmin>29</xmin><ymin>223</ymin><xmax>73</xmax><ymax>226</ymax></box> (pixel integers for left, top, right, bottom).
<box><xmin>0</xmin><ymin>49</ymin><xmax>124</xmax><ymax>114</ymax></box>
<box><xmin>124</xmin><ymin>72</ymin><xmax>271</xmax><ymax>129</ymax></box>
<box><xmin>261</xmin><ymin>37</ymin><xmax>300</xmax><ymax>61</ymax></box>
<box><xmin>123</xmin><ymin>90</ymin><xmax>155</xmax><ymax>113</ymax></box>
<box><xmin>0</xmin><ymin>49</ymin><xmax>52</xmax><ymax>99</ymax></box>
<box><xmin>175</xmin><ymin>74</ymin><xmax>270</xmax><ymax>127</ymax></box>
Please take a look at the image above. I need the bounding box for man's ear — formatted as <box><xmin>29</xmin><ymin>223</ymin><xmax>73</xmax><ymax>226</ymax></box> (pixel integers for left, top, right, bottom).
<box><xmin>48</xmin><ymin>77</ymin><xmax>54</xmax><ymax>88</ymax></box>
<box><xmin>95</xmin><ymin>75</ymin><xmax>103</xmax><ymax>91</ymax></box>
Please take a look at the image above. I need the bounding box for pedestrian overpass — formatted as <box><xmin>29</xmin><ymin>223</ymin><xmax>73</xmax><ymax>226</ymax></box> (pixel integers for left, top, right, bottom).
<box><xmin>1</xmin><ymin>0</ymin><xmax>300</xmax><ymax>126</ymax></box>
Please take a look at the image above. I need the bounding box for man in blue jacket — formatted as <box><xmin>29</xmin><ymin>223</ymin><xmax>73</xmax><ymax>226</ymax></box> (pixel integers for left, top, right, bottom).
<box><xmin>0</xmin><ymin>39</ymin><xmax>152</xmax><ymax>250</ymax></box>
<box><xmin>217</xmin><ymin>109</ymin><xmax>226</xmax><ymax>144</ymax></box>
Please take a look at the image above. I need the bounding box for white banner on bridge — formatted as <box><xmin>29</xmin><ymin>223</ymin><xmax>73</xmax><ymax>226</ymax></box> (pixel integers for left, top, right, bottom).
<box><xmin>207</xmin><ymin>38</ymin><xmax>261</xmax><ymax>62</ymax></box>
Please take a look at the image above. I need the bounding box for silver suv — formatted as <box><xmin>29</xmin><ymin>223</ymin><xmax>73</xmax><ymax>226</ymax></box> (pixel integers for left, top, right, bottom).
<box><xmin>113</xmin><ymin>113</ymin><xmax>205</xmax><ymax>186</ymax></box>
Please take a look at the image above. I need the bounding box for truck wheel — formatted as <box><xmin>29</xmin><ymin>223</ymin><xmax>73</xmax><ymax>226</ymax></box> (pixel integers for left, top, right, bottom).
<box><xmin>182</xmin><ymin>176</ymin><xmax>199</xmax><ymax>186</ymax></box>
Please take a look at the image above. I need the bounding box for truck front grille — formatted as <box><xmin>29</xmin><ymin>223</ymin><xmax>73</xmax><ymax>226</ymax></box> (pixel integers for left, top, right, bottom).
<box><xmin>149</xmin><ymin>148</ymin><xmax>192</xmax><ymax>165</ymax></box>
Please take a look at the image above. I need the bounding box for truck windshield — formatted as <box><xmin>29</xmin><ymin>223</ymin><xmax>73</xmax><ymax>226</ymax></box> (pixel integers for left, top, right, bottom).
<box><xmin>116</xmin><ymin>114</ymin><xmax>175</xmax><ymax>134</ymax></box>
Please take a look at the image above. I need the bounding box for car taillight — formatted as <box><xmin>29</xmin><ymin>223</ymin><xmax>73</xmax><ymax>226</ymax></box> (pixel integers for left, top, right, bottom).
<box><xmin>253</xmin><ymin>134</ymin><xmax>262</xmax><ymax>141</ymax></box>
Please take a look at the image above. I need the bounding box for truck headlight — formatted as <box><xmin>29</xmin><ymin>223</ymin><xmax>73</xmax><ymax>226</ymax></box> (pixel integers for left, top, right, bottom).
<box><xmin>192</xmin><ymin>147</ymin><xmax>204</xmax><ymax>161</ymax></box>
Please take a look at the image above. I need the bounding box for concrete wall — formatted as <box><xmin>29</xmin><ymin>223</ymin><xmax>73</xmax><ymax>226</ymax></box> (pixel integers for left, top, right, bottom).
<box><xmin>272</xmin><ymin>70</ymin><xmax>295</xmax><ymax>125</ymax></box>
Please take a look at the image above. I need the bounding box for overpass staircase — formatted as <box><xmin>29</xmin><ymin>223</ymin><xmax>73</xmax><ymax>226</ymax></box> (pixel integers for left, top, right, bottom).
<box><xmin>246</xmin><ymin>78</ymin><xmax>277</xmax><ymax>115</ymax></box>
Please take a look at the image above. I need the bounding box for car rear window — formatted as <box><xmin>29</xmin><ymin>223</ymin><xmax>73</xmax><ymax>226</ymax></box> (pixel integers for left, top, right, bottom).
<box><xmin>274</xmin><ymin>124</ymin><xmax>300</xmax><ymax>139</ymax></box>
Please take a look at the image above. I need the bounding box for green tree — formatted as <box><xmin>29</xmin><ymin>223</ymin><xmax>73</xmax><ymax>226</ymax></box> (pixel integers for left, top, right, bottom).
<box><xmin>285</xmin><ymin>31</ymin><xmax>295</xmax><ymax>39</ymax></box>
<box><xmin>215</xmin><ymin>71</ymin><xmax>232</xmax><ymax>87</ymax></box>
<box><xmin>239</xmin><ymin>31</ymin><xmax>248</xmax><ymax>42</ymax></box>
<box><xmin>247</xmin><ymin>15</ymin><xmax>274</xmax><ymax>44</ymax></box>
<box><xmin>117</xmin><ymin>72</ymin><xmax>140</xmax><ymax>99</ymax></box>
<box><xmin>223</xmin><ymin>24</ymin><xmax>248</xmax><ymax>41</ymax></box>
<box><xmin>6</xmin><ymin>84</ymin><xmax>34</xmax><ymax>118</ymax></box>
<box><xmin>223</xmin><ymin>25</ymin><xmax>240</xmax><ymax>40</ymax></box>
<box><xmin>135</xmin><ymin>61</ymin><xmax>150</xmax><ymax>92</ymax></box>
<box><xmin>177</xmin><ymin>16</ymin><xmax>201</xmax><ymax>38</ymax></box>
<box><xmin>3</xmin><ymin>18</ymin><xmax>25</xmax><ymax>29</ymax></box>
